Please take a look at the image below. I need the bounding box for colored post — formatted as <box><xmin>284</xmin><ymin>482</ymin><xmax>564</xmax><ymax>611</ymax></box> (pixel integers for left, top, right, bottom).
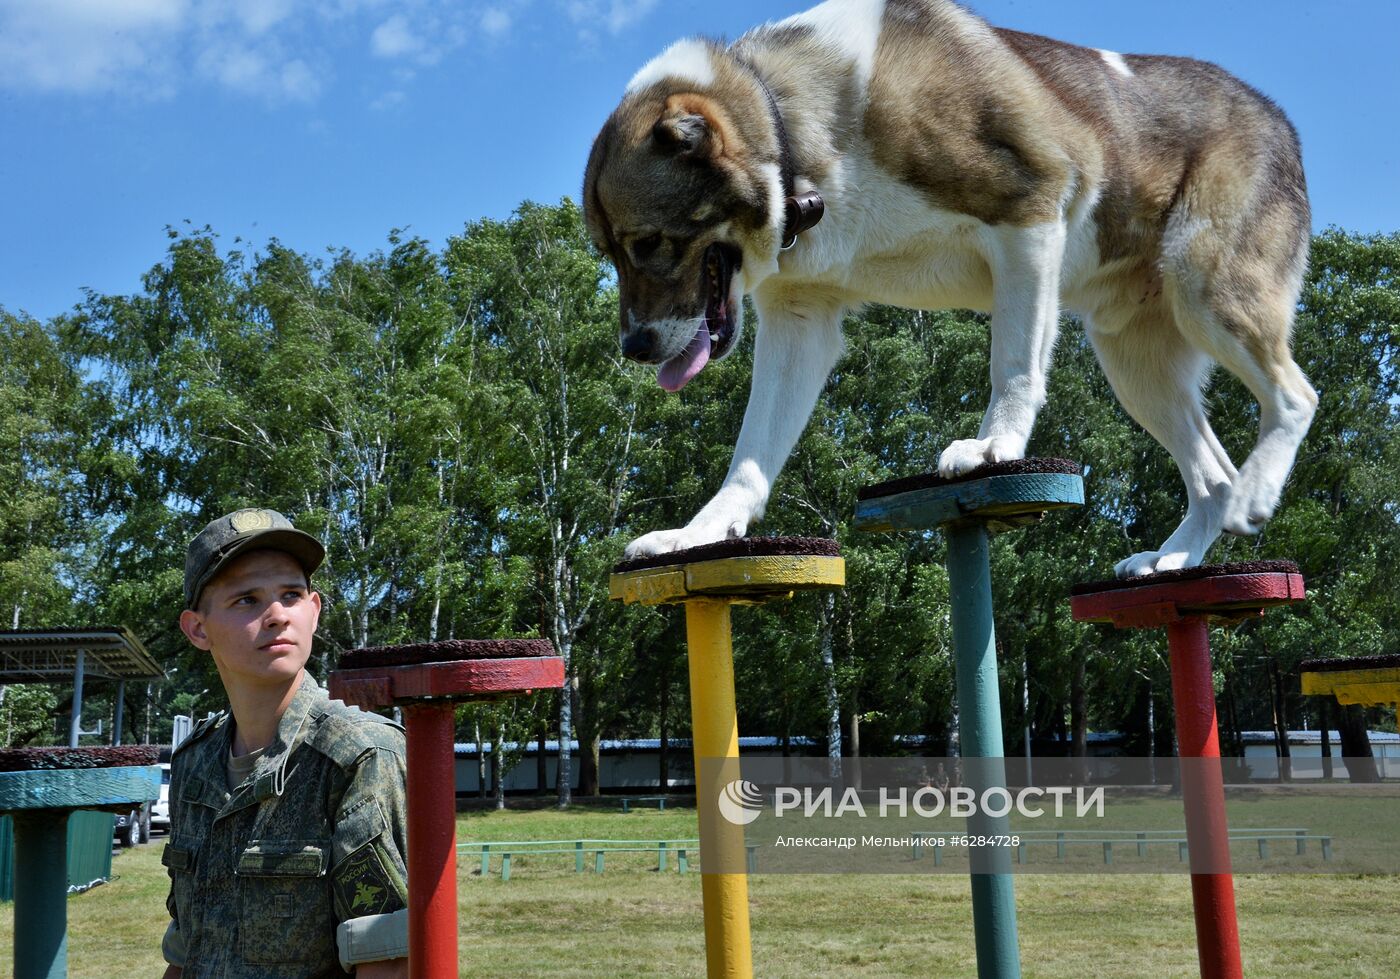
<box><xmin>686</xmin><ymin>598</ymin><xmax>752</xmax><ymax>977</ymax></box>
<box><xmin>945</xmin><ymin>521</ymin><xmax>1020</xmax><ymax>978</ymax></box>
<box><xmin>329</xmin><ymin>639</ymin><xmax>565</xmax><ymax>979</ymax></box>
<box><xmin>1168</xmin><ymin>617</ymin><xmax>1240</xmax><ymax>979</ymax></box>
<box><xmin>855</xmin><ymin>459</ymin><xmax>1085</xmax><ymax>979</ymax></box>
<box><xmin>12</xmin><ymin>811</ymin><xmax>69</xmax><ymax>979</ymax></box>
<box><xmin>0</xmin><ymin>753</ymin><xmax>161</xmax><ymax>979</ymax></box>
<box><xmin>403</xmin><ymin>703</ymin><xmax>460</xmax><ymax>979</ymax></box>
<box><xmin>611</xmin><ymin>538</ymin><xmax>845</xmax><ymax>979</ymax></box>
<box><xmin>1070</xmin><ymin>560</ymin><xmax>1306</xmax><ymax>979</ymax></box>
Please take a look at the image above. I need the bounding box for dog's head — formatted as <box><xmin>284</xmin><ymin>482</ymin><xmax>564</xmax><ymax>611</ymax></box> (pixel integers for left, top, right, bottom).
<box><xmin>583</xmin><ymin>43</ymin><xmax>784</xmax><ymax>391</ymax></box>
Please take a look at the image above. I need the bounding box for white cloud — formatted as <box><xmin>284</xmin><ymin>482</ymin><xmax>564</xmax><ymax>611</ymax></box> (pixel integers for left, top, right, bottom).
<box><xmin>562</xmin><ymin>0</ymin><xmax>656</xmax><ymax>35</ymax></box>
<box><xmin>481</xmin><ymin>7</ymin><xmax>512</xmax><ymax>38</ymax></box>
<box><xmin>371</xmin><ymin>14</ymin><xmax>422</xmax><ymax>59</ymax></box>
<box><xmin>605</xmin><ymin>0</ymin><xmax>657</xmax><ymax>35</ymax></box>
<box><xmin>0</xmin><ymin>0</ymin><xmax>475</xmax><ymax>103</ymax></box>
<box><xmin>0</xmin><ymin>0</ymin><xmax>186</xmax><ymax>96</ymax></box>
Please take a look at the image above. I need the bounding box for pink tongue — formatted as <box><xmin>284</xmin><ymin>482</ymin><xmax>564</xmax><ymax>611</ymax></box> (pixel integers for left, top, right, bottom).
<box><xmin>657</xmin><ymin>323</ymin><xmax>711</xmax><ymax>392</ymax></box>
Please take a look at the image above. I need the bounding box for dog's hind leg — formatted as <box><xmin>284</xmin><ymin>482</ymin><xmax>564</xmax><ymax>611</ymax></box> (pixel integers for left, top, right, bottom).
<box><xmin>623</xmin><ymin>294</ymin><xmax>847</xmax><ymax>559</ymax></box>
<box><xmin>1087</xmin><ymin>313</ymin><xmax>1238</xmax><ymax>577</ymax></box>
<box><xmin>939</xmin><ymin>221</ymin><xmax>1066</xmax><ymax>476</ymax></box>
<box><xmin>1163</xmin><ymin>212</ymin><xmax>1318</xmax><ymax>538</ymax></box>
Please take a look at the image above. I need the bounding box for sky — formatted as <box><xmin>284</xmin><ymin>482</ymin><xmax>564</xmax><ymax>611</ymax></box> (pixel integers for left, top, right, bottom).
<box><xmin>1</xmin><ymin>0</ymin><xmax>1396</xmax><ymax>324</ymax></box>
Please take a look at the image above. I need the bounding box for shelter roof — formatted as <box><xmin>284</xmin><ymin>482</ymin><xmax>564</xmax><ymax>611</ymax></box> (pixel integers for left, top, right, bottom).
<box><xmin>0</xmin><ymin>627</ymin><xmax>164</xmax><ymax>683</ymax></box>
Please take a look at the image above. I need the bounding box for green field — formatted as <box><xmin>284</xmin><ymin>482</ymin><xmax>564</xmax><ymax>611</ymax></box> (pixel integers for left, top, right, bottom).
<box><xmin>4</xmin><ymin>803</ymin><xmax>1396</xmax><ymax>977</ymax></box>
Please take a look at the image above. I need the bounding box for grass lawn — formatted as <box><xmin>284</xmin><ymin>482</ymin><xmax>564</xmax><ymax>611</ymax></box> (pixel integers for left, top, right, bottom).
<box><xmin>4</xmin><ymin>802</ymin><xmax>1395</xmax><ymax>976</ymax></box>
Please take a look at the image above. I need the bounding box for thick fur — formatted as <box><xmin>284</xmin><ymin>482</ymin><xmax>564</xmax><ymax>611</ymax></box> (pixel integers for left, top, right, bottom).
<box><xmin>583</xmin><ymin>0</ymin><xmax>1317</xmax><ymax>576</ymax></box>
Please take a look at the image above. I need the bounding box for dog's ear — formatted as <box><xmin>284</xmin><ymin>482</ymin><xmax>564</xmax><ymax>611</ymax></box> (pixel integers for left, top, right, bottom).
<box><xmin>652</xmin><ymin>95</ymin><xmax>726</xmax><ymax>159</ymax></box>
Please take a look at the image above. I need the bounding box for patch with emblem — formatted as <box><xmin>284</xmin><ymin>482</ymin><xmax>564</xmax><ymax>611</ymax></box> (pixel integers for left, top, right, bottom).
<box><xmin>230</xmin><ymin>509</ymin><xmax>275</xmax><ymax>532</ymax></box>
<box><xmin>334</xmin><ymin>842</ymin><xmax>402</xmax><ymax>918</ymax></box>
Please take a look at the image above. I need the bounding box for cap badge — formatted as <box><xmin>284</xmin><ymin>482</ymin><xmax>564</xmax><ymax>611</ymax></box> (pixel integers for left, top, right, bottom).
<box><xmin>230</xmin><ymin>509</ymin><xmax>275</xmax><ymax>533</ymax></box>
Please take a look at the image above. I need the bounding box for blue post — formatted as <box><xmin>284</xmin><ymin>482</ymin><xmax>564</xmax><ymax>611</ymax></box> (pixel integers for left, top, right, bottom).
<box><xmin>13</xmin><ymin>811</ymin><xmax>69</xmax><ymax>979</ymax></box>
<box><xmin>945</xmin><ymin>520</ymin><xmax>1021</xmax><ymax>979</ymax></box>
<box><xmin>855</xmin><ymin>462</ymin><xmax>1084</xmax><ymax>979</ymax></box>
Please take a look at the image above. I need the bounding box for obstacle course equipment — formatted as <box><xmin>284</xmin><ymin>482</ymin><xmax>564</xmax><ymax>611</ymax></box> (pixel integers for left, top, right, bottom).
<box><xmin>0</xmin><ymin>745</ymin><xmax>161</xmax><ymax>979</ymax></box>
<box><xmin>1300</xmin><ymin>653</ymin><xmax>1400</xmax><ymax>734</ymax></box>
<box><xmin>856</xmin><ymin>459</ymin><xmax>1084</xmax><ymax>979</ymax></box>
<box><xmin>611</xmin><ymin>536</ymin><xmax>844</xmax><ymax>979</ymax></box>
<box><xmin>1071</xmin><ymin>560</ymin><xmax>1305</xmax><ymax>979</ymax></box>
<box><xmin>330</xmin><ymin>639</ymin><xmax>564</xmax><ymax>979</ymax></box>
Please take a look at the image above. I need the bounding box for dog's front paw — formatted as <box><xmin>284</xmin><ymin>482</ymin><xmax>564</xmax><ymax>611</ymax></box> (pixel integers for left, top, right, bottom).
<box><xmin>624</xmin><ymin>524</ymin><xmax>734</xmax><ymax>560</ymax></box>
<box><xmin>1114</xmin><ymin>548</ymin><xmax>1193</xmax><ymax>578</ymax></box>
<box><xmin>937</xmin><ymin>436</ymin><xmax>1022</xmax><ymax>478</ymax></box>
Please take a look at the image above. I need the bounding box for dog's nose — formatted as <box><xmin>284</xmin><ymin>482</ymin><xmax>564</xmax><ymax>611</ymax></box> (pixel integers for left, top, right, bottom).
<box><xmin>621</xmin><ymin>329</ymin><xmax>656</xmax><ymax>362</ymax></box>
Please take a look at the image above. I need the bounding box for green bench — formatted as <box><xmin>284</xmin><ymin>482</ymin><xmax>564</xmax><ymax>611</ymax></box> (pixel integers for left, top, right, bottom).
<box><xmin>909</xmin><ymin>828</ymin><xmax>1332</xmax><ymax>865</ymax></box>
<box><xmin>460</xmin><ymin>838</ymin><xmax>763</xmax><ymax>879</ymax></box>
<box><xmin>617</xmin><ymin>795</ymin><xmax>670</xmax><ymax>812</ymax></box>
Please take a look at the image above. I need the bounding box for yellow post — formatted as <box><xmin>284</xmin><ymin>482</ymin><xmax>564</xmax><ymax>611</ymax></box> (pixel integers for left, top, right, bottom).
<box><xmin>609</xmin><ymin>544</ymin><xmax>844</xmax><ymax>979</ymax></box>
<box><xmin>684</xmin><ymin>598</ymin><xmax>752</xmax><ymax>979</ymax></box>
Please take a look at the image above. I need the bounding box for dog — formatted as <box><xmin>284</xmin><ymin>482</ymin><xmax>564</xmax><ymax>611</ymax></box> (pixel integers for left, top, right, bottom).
<box><xmin>583</xmin><ymin>0</ymin><xmax>1317</xmax><ymax>576</ymax></box>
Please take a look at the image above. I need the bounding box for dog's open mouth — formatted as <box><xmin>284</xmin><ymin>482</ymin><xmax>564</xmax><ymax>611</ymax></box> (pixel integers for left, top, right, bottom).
<box><xmin>657</xmin><ymin>244</ymin><xmax>741</xmax><ymax>392</ymax></box>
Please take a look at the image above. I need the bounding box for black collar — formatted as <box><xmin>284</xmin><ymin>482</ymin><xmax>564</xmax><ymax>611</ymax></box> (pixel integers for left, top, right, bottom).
<box><xmin>736</xmin><ymin>56</ymin><xmax>825</xmax><ymax>249</ymax></box>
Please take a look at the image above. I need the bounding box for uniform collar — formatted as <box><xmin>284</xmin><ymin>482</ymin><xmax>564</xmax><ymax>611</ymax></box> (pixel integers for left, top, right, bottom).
<box><xmin>221</xmin><ymin>673</ymin><xmax>326</xmax><ymax>817</ymax></box>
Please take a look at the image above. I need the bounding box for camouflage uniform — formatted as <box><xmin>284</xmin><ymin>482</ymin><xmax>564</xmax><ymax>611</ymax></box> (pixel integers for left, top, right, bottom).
<box><xmin>162</xmin><ymin>673</ymin><xmax>409</xmax><ymax>977</ymax></box>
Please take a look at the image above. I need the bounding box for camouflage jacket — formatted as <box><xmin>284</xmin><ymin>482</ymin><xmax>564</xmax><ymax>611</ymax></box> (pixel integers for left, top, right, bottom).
<box><xmin>162</xmin><ymin>673</ymin><xmax>409</xmax><ymax>977</ymax></box>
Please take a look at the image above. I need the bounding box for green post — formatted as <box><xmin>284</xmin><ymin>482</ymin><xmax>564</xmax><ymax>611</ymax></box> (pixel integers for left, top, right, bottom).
<box><xmin>945</xmin><ymin>520</ymin><xmax>1021</xmax><ymax>979</ymax></box>
<box><xmin>13</xmin><ymin>811</ymin><xmax>70</xmax><ymax>979</ymax></box>
<box><xmin>575</xmin><ymin>840</ymin><xmax>584</xmax><ymax>873</ymax></box>
<box><xmin>855</xmin><ymin>461</ymin><xmax>1084</xmax><ymax>979</ymax></box>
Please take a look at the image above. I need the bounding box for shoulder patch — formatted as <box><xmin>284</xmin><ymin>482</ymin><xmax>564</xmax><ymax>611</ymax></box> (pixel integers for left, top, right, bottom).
<box><xmin>308</xmin><ymin>702</ymin><xmax>405</xmax><ymax>770</ymax></box>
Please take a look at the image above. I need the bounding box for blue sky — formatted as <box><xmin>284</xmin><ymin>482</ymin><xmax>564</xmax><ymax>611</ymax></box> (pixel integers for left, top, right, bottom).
<box><xmin>2</xmin><ymin>0</ymin><xmax>1396</xmax><ymax>323</ymax></box>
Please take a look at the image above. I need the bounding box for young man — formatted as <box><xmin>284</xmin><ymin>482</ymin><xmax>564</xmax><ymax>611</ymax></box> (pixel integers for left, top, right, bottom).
<box><xmin>163</xmin><ymin>508</ymin><xmax>409</xmax><ymax>978</ymax></box>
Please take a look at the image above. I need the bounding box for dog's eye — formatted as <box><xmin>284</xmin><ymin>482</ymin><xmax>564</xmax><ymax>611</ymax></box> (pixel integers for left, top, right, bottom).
<box><xmin>630</xmin><ymin>234</ymin><xmax>664</xmax><ymax>263</ymax></box>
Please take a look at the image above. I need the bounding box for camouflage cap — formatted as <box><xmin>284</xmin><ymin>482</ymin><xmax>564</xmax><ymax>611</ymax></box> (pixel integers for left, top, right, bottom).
<box><xmin>184</xmin><ymin>508</ymin><xmax>325</xmax><ymax>609</ymax></box>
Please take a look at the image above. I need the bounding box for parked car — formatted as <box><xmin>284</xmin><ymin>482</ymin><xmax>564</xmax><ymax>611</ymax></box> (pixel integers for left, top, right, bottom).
<box><xmin>150</xmin><ymin>762</ymin><xmax>171</xmax><ymax>833</ymax></box>
<box><xmin>113</xmin><ymin>806</ymin><xmax>145</xmax><ymax>847</ymax></box>
<box><xmin>114</xmin><ymin>762</ymin><xmax>170</xmax><ymax>845</ymax></box>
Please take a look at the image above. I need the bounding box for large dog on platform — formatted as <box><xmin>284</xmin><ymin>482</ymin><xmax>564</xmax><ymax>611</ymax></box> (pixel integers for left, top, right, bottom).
<box><xmin>582</xmin><ymin>0</ymin><xmax>1316</xmax><ymax>576</ymax></box>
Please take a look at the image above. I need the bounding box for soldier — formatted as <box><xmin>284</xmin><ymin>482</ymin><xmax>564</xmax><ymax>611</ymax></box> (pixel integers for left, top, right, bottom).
<box><xmin>162</xmin><ymin>508</ymin><xmax>409</xmax><ymax>978</ymax></box>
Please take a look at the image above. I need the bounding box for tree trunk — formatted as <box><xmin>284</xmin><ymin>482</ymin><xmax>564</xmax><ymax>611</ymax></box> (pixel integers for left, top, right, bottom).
<box><xmin>850</xmin><ymin>698</ymin><xmax>862</xmax><ymax>791</ymax></box>
<box><xmin>1071</xmin><ymin>655</ymin><xmax>1087</xmax><ymax>759</ymax></box>
<box><xmin>1069</xmin><ymin>654</ymin><xmax>1090</xmax><ymax>786</ymax></box>
<box><xmin>556</xmin><ymin>640</ymin><xmax>573</xmax><ymax>808</ymax></box>
<box><xmin>537</xmin><ymin>721</ymin><xmax>548</xmax><ymax>795</ymax></box>
<box><xmin>1338</xmin><ymin>703</ymin><xmax>1379</xmax><ymax>783</ymax></box>
<box><xmin>494</xmin><ymin>719</ymin><xmax>506</xmax><ymax>810</ymax></box>
<box><xmin>476</xmin><ymin>721</ymin><xmax>487</xmax><ymax>799</ymax></box>
<box><xmin>1269</xmin><ymin>658</ymin><xmax>1292</xmax><ymax>781</ymax></box>
<box><xmin>577</xmin><ymin>697</ymin><xmax>600</xmax><ymax>798</ymax></box>
<box><xmin>819</xmin><ymin>592</ymin><xmax>841</xmax><ymax>779</ymax></box>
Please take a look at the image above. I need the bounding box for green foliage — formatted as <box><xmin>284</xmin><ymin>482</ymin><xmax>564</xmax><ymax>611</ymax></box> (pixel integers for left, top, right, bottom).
<box><xmin>3</xmin><ymin>215</ymin><xmax>1397</xmax><ymax>761</ymax></box>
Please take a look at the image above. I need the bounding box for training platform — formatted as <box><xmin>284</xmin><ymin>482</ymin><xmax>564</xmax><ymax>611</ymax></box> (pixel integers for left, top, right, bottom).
<box><xmin>853</xmin><ymin>458</ymin><xmax>1084</xmax><ymax>533</ymax></box>
<box><xmin>1</xmin><ymin>746</ymin><xmax>162</xmax><ymax>979</ymax></box>
<box><xmin>1300</xmin><ymin>653</ymin><xmax>1400</xmax><ymax>711</ymax></box>
<box><xmin>1069</xmin><ymin>560</ymin><xmax>1307</xmax><ymax>629</ymax></box>
<box><xmin>610</xmin><ymin>536</ymin><xmax>845</xmax><ymax>605</ymax></box>
<box><xmin>328</xmin><ymin>638</ymin><xmax>563</xmax><ymax>709</ymax></box>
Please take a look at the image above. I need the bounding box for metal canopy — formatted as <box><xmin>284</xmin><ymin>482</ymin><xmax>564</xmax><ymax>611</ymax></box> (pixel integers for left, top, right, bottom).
<box><xmin>0</xmin><ymin>627</ymin><xmax>165</xmax><ymax>684</ymax></box>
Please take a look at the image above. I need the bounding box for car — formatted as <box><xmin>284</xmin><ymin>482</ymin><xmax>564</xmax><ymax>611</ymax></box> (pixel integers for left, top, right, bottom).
<box><xmin>114</xmin><ymin>806</ymin><xmax>145</xmax><ymax>847</ymax></box>
<box><xmin>113</xmin><ymin>762</ymin><xmax>170</xmax><ymax>846</ymax></box>
<box><xmin>150</xmin><ymin>762</ymin><xmax>171</xmax><ymax>833</ymax></box>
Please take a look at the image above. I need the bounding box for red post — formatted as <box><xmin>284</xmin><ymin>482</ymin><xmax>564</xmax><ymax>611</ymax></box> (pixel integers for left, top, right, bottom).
<box><xmin>1167</xmin><ymin>617</ymin><xmax>1242</xmax><ymax>979</ymax></box>
<box><xmin>403</xmin><ymin>703</ymin><xmax>459</xmax><ymax>979</ymax></box>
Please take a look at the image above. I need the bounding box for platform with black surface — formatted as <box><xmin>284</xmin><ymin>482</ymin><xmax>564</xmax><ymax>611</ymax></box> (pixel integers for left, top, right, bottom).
<box><xmin>1070</xmin><ymin>560</ymin><xmax>1306</xmax><ymax>979</ymax></box>
<box><xmin>856</xmin><ymin>459</ymin><xmax>1085</xmax><ymax>979</ymax></box>
<box><xmin>611</xmin><ymin>536</ymin><xmax>845</xmax><ymax>979</ymax></box>
<box><xmin>330</xmin><ymin>639</ymin><xmax>564</xmax><ymax>979</ymax></box>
